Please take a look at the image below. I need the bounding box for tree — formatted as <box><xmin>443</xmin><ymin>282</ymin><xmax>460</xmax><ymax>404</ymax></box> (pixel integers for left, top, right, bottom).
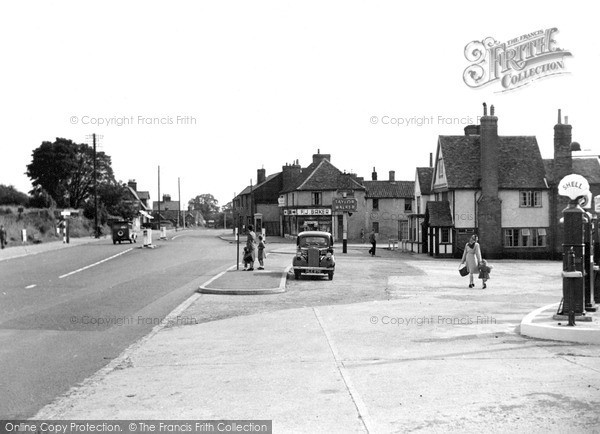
<box><xmin>0</xmin><ymin>184</ymin><xmax>29</xmax><ymax>206</ymax></box>
<box><xmin>188</xmin><ymin>194</ymin><xmax>220</xmax><ymax>220</ymax></box>
<box><xmin>83</xmin><ymin>181</ymin><xmax>137</xmax><ymax>224</ymax></box>
<box><xmin>26</xmin><ymin>138</ymin><xmax>115</xmax><ymax>208</ymax></box>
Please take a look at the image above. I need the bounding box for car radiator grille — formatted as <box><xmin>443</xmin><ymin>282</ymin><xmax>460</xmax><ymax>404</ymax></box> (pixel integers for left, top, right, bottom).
<box><xmin>308</xmin><ymin>248</ymin><xmax>320</xmax><ymax>267</ymax></box>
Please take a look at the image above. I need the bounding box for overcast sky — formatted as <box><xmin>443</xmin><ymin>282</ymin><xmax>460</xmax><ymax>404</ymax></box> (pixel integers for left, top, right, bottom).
<box><xmin>1</xmin><ymin>1</ymin><xmax>597</xmax><ymax>208</ymax></box>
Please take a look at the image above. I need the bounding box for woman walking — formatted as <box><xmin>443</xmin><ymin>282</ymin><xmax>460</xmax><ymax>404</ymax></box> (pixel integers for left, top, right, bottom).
<box><xmin>460</xmin><ymin>235</ymin><xmax>482</xmax><ymax>288</ymax></box>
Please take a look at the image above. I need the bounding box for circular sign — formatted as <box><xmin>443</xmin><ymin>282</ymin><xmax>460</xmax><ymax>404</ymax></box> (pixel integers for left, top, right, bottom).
<box><xmin>558</xmin><ymin>174</ymin><xmax>590</xmax><ymax>200</ymax></box>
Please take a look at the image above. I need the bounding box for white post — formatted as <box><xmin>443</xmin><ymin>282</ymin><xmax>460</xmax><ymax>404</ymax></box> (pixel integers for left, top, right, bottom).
<box><xmin>21</xmin><ymin>229</ymin><xmax>27</xmax><ymax>243</ymax></box>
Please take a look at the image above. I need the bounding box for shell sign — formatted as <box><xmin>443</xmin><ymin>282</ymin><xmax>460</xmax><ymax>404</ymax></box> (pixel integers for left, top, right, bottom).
<box><xmin>558</xmin><ymin>174</ymin><xmax>590</xmax><ymax>200</ymax></box>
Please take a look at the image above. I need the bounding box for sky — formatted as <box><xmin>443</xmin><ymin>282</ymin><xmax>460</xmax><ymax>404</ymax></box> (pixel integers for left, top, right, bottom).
<box><xmin>1</xmin><ymin>1</ymin><xmax>598</xmax><ymax>209</ymax></box>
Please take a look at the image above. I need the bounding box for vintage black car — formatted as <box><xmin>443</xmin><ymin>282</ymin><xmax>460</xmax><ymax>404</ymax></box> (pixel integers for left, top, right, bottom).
<box><xmin>292</xmin><ymin>231</ymin><xmax>335</xmax><ymax>280</ymax></box>
<box><xmin>111</xmin><ymin>221</ymin><xmax>137</xmax><ymax>244</ymax></box>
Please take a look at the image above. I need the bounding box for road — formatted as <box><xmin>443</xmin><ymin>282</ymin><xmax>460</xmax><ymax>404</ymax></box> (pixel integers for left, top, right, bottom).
<box><xmin>0</xmin><ymin>229</ymin><xmax>235</xmax><ymax>418</ymax></box>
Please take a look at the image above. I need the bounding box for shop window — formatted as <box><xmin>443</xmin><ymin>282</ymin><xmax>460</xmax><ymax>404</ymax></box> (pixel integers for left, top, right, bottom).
<box><xmin>504</xmin><ymin>228</ymin><xmax>547</xmax><ymax>247</ymax></box>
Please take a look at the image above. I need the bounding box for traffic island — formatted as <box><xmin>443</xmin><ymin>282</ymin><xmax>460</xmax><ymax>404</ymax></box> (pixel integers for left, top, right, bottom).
<box><xmin>198</xmin><ymin>261</ymin><xmax>290</xmax><ymax>295</ymax></box>
<box><xmin>520</xmin><ymin>303</ymin><xmax>600</xmax><ymax>344</ymax></box>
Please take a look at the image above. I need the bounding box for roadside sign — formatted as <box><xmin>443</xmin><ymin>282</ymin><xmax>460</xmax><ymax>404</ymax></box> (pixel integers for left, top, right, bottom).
<box><xmin>332</xmin><ymin>198</ymin><xmax>357</xmax><ymax>212</ymax></box>
<box><xmin>60</xmin><ymin>210</ymin><xmax>71</xmax><ymax>216</ymax></box>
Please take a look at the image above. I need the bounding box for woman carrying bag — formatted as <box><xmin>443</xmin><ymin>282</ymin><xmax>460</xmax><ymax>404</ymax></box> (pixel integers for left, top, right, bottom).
<box><xmin>460</xmin><ymin>235</ymin><xmax>482</xmax><ymax>288</ymax></box>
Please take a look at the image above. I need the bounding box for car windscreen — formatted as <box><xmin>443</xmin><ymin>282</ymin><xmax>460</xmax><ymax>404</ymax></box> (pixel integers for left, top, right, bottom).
<box><xmin>299</xmin><ymin>236</ymin><xmax>329</xmax><ymax>248</ymax></box>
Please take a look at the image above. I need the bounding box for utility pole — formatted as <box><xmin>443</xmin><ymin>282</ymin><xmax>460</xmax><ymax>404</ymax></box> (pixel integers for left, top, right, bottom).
<box><xmin>157</xmin><ymin>166</ymin><xmax>161</xmax><ymax>230</ymax></box>
<box><xmin>93</xmin><ymin>133</ymin><xmax>99</xmax><ymax>238</ymax></box>
<box><xmin>177</xmin><ymin>177</ymin><xmax>181</xmax><ymax>231</ymax></box>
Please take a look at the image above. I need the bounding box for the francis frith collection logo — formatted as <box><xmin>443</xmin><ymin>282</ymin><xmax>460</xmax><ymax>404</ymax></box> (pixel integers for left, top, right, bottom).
<box><xmin>463</xmin><ymin>28</ymin><xmax>572</xmax><ymax>92</ymax></box>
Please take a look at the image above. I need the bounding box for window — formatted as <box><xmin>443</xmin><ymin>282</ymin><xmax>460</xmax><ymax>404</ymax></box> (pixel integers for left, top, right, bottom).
<box><xmin>312</xmin><ymin>192</ymin><xmax>322</xmax><ymax>206</ymax></box>
<box><xmin>373</xmin><ymin>222</ymin><xmax>379</xmax><ymax>233</ymax></box>
<box><xmin>520</xmin><ymin>191</ymin><xmax>542</xmax><ymax>207</ymax></box>
<box><xmin>504</xmin><ymin>228</ymin><xmax>547</xmax><ymax>247</ymax></box>
<box><xmin>441</xmin><ymin>228</ymin><xmax>450</xmax><ymax>243</ymax></box>
<box><xmin>416</xmin><ymin>196</ymin><xmax>421</xmax><ymax>214</ymax></box>
<box><xmin>372</xmin><ymin>198</ymin><xmax>379</xmax><ymax>210</ymax></box>
<box><xmin>399</xmin><ymin>221</ymin><xmax>409</xmax><ymax>240</ymax></box>
<box><xmin>404</xmin><ymin>200</ymin><xmax>412</xmax><ymax>212</ymax></box>
<box><xmin>504</xmin><ymin>229</ymin><xmax>518</xmax><ymax>247</ymax></box>
<box><xmin>533</xmin><ymin>228</ymin><xmax>547</xmax><ymax>247</ymax></box>
<box><xmin>438</xmin><ymin>158</ymin><xmax>444</xmax><ymax>178</ymax></box>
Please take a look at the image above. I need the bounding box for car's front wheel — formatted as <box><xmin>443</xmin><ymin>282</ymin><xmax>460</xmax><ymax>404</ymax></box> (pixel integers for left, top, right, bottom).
<box><xmin>294</xmin><ymin>270</ymin><xmax>301</xmax><ymax>280</ymax></box>
<box><xmin>328</xmin><ymin>271</ymin><xmax>334</xmax><ymax>280</ymax></box>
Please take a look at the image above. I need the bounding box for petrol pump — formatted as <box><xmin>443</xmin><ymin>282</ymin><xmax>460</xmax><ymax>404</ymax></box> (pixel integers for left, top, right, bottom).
<box><xmin>557</xmin><ymin>175</ymin><xmax>597</xmax><ymax>325</ymax></box>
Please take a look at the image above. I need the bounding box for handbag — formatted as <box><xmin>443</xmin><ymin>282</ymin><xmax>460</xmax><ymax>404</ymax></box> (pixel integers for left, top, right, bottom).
<box><xmin>458</xmin><ymin>264</ymin><xmax>469</xmax><ymax>277</ymax></box>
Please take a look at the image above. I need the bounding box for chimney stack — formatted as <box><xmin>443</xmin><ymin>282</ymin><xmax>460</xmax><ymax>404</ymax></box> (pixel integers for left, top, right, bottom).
<box><xmin>389</xmin><ymin>171</ymin><xmax>395</xmax><ymax>181</ymax></box>
<box><xmin>554</xmin><ymin>108</ymin><xmax>573</xmax><ymax>182</ymax></box>
<box><xmin>312</xmin><ymin>151</ymin><xmax>331</xmax><ymax>165</ymax></box>
<box><xmin>372</xmin><ymin>167</ymin><xmax>378</xmax><ymax>181</ymax></box>
<box><xmin>429</xmin><ymin>153</ymin><xmax>433</xmax><ymax>168</ymax></box>
<box><xmin>477</xmin><ymin>102</ymin><xmax>502</xmax><ymax>258</ymax></box>
<box><xmin>257</xmin><ymin>168</ymin><xmax>266</xmax><ymax>185</ymax></box>
<box><xmin>127</xmin><ymin>179</ymin><xmax>137</xmax><ymax>191</ymax></box>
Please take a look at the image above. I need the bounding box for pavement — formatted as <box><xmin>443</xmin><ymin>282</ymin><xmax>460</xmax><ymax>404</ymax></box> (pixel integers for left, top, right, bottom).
<box><xmin>8</xmin><ymin>234</ymin><xmax>600</xmax><ymax>431</ymax></box>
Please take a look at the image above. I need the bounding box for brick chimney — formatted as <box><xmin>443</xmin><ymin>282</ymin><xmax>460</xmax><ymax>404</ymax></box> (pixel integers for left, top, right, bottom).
<box><xmin>257</xmin><ymin>168</ymin><xmax>266</xmax><ymax>185</ymax></box>
<box><xmin>127</xmin><ymin>179</ymin><xmax>137</xmax><ymax>191</ymax></box>
<box><xmin>282</xmin><ymin>160</ymin><xmax>302</xmax><ymax>191</ymax></box>
<box><xmin>163</xmin><ymin>194</ymin><xmax>171</xmax><ymax>202</ymax></box>
<box><xmin>464</xmin><ymin>125</ymin><xmax>481</xmax><ymax>136</ymax></box>
<box><xmin>389</xmin><ymin>170</ymin><xmax>395</xmax><ymax>181</ymax></box>
<box><xmin>372</xmin><ymin>167</ymin><xmax>377</xmax><ymax>181</ymax></box>
<box><xmin>312</xmin><ymin>149</ymin><xmax>331</xmax><ymax>165</ymax></box>
<box><xmin>429</xmin><ymin>153</ymin><xmax>433</xmax><ymax>168</ymax></box>
<box><xmin>553</xmin><ymin>109</ymin><xmax>573</xmax><ymax>182</ymax></box>
<box><xmin>477</xmin><ymin>102</ymin><xmax>502</xmax><ymax>258</ymax></box>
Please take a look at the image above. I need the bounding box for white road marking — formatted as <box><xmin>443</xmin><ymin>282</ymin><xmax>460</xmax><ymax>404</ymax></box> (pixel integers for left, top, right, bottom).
<box><xmin>313</xmin><ymin>307</ymin><xmax>374</xmax><ymax>433</ymax></box>
<box><xmin>25</xmin><ymin>284</ymin><xmax>37</xmax><ymax>289</ymax></box>
<box><xmin>59</xmin><ymin>248</ymin><xmax>133</xmax><ymax>279</ymax></box>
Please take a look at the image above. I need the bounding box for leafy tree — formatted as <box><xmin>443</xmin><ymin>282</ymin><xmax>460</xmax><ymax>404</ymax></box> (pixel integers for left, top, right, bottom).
<box><xmin>188</xmin><ymin>194</ymin><xmax>220</xmax><ymax>219</ymax></box>
<box><xmin>0</xmin><ymin>184</ymin><xmax>29</xmax><ymax>206</ymax></box>
<box><xmin>26</xmin><ymin>138</ymin><xmax>115</xmax><ymax>208</ymax></box>
<box><xmin>83</xmin><ymin>181</ymin><xmax>138</xmax><ymax>224</ymax></box>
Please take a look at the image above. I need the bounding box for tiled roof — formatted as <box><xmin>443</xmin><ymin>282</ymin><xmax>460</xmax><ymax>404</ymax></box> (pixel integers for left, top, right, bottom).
<box><xmin>425</xmin><ymin>201</ymin><xmax>453</xmax><ymax>227</ymax></box>
<box><xmin>364</xmin><ymin>180</ymin><xmax>414</xmax><ymax>198</ymax></box>
<box><xmin>417</xmin><ymin>167</ymin><xmax>434</xmax><ymax>195</ymax></box>
<box><xmin>573</xmin><ymin>158</ymin><xmax>600</xmax><ymax>184</ymax></box>
<box><xmin>238</xmin><ymin>173</ymin><xmax>281</xmax><ymax>196</ymax></box>
<box><xmin>291</xmin><ymin>159</ymin><xmax>365</xmax><ymax>192</ymax></box>
<box><xmin>438</xmin><ymin>135</ymin><xmax>547</xmax><ymax>189</ymax></box>
<box><xmin>137</xmin><ymin>191</ymin><xmax>150</xmax><ymax>200</ymax></box>
<box><xmin>152</xmin><ymin>200</ymin><xmax>180</xmax><ymax>211</ymax></box>
<box><xmin>543</xmin><ymin>157</ymin><xmax>600</xmax><ymax>185</ymax></box>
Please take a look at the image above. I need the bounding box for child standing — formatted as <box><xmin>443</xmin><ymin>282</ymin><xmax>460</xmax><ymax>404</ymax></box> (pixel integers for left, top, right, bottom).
<box><xmin>242</xmin><ymin>246</ymin><xmax>253</xmax><ymax>271</ymax></box>
<box><xmin>257</xmin><ymin>235</ymin><xmax>266</xmax><ymax>270</ymax></box>
<box><xmin>478</xmin><ymin>259</ymin><xmax>493</xmax><ymax>289</ymax></box>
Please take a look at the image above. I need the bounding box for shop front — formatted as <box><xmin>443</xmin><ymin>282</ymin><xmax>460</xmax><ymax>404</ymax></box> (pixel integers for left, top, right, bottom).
<box><xmin>282</xmin><ymin>207</ymin><xmax>333</xmax><ymax>236</ymax></box>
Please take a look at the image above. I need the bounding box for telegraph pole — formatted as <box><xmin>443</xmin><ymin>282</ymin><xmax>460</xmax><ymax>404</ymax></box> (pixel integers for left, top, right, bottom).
<box><xmin>93</xmin><ymin>133</ymin><xmax>99</xmax><ymax>238</ymax></box>
<box><xmin>157</xmin><ymin>166</ymin><xmax>161</xmax><ymax>230</ymax></box>
<box><xmin>177</xmin><ymin>177</ymin><xmax>181</xmax><ymax>231</ymax></box>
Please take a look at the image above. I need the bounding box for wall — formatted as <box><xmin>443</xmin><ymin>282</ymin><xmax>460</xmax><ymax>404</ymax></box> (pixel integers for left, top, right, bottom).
<box><xmin>366</xmin><ymin>197</ymin><xmax>410</xmax><ymax>240</ymax></box>
<box><xmin>453</xmin><ymin>190</ymin><xmax>477</xmax><ymax>228</ymax></box>
<box><xmin>499</xmin><ymin>190</ymin><xmax>549</xmax><ymax>227</ymax></box>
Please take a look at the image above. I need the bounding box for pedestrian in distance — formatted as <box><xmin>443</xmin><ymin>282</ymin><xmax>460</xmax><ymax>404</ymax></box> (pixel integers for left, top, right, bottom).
<box><xmin>257</xmin><ymin>235</ymin><xmax>266</xmax><ymax>270</ymax></box>
<box><xmin>368</xmin><ymin>229</ymin><xmax>377</xmax><ymax>256</ymax></box>
<box><xmin>478</xmin><ymin>259</ymin><xmax>493</xmax><ymax>289</ymax></box>
<box><xmin>360</xmin><ymin>228</ymin><xmax>365</xmax><ymax>244</ymax></box>
<box><xmin>460</xmin><ymin>234</ymin><xmax>482</xmax><ymax>288</ymax></box>
<box><xmin>0</xmin><ymin>224</ymin><xmax>7</xmax><ymax>249</ymax></box>
<box><xmin>245</xmin><ymin>224</ymin><xmax>257</xmax><ymax>271</ymax></box>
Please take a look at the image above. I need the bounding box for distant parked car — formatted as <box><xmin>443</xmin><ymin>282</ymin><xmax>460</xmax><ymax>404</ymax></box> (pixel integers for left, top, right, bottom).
<box><xmin>111</xmin><ymin>221</ymin><xmax>137</xmax><ymax>244</ymax></box>
<box><xmin>292</xmin><ymin>231</ymin><xmax>335</xmax><ymax>280</ymax></box>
